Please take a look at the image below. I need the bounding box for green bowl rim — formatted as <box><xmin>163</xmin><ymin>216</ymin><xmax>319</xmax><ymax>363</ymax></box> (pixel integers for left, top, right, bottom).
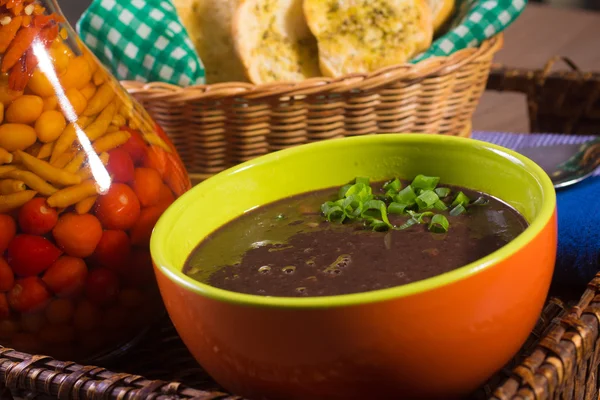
<box><xmin>151</xmin><ymin>134</ymin><xmax>556</xmax><ymax>309</ymax></box>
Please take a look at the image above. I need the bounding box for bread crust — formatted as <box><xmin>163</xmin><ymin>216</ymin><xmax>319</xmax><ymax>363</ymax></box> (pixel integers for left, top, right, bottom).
<box><xmin>232</xmin><ymin>0</ymin><xmax>321</xmax><ymax>84</ymax></box>
<box><xmin>428</xmin><ymin>0</ymin><xmax>455</xmax><ymax>32</ymax></box>
<box><xmin>303</xmin><ymin>0</ymin><xmax>433</xmax><ymax>77</ymax></box>
<box><xmin>173</xmin><ymin>0</ymin><xmax>248</xmax><ymax>83</ymax></box>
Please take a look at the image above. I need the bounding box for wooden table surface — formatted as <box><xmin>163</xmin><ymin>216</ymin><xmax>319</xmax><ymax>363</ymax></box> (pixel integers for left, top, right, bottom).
<box><xmin>472</xmin><ymin>3</ymin><xmax>600</xmax><ymax>133</ymax></box>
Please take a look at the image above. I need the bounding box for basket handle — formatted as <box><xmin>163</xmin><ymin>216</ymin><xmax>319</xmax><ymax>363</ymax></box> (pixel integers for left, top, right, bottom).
<box><xmin>485</xmin><ymin>57</ymin><xmax>596</xmax><ymax>133</ymax></box>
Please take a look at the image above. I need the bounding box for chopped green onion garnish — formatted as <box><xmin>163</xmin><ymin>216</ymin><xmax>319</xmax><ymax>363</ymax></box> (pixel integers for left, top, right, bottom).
<box><xmin>435</xmin><ymin>187</ymin><xmax>451</xmax><ymax>198</ymax></box>
<box><xmin>449</xmin><ymin>204</ymin><xmax>466</xmax><ymax>216</ymax></box>
<box><xmin>471</xmin><ymin>196</ymin><xmax>489</xmax><ymax>206</ymax></box>
<box><xmin>338</xmin><ymin>184</ymin><xmax>352</xmax><ymax>199</ymax></box>
<box><xmin>388</xmin><ymin>202</ymin><xmax>408</xmax><ymax>215</ymax></box>
<box><xmin>345</xmin><ymin>183</ymin><xmax>372</xmax><ymax>202</ymax></box>
<box><xmin>411</xmin><ymin>175</ymin><xmax>440</xmax><ymax>191</ymax></box>
<box><xmin>321</xmin><ymin>202</ymin><xmax>345</xmax><ymax>223</ymax></box>
<box><xmin>370</xmin><ymin>219</ymin><xmax>390</xmax><ymax>232</ymax></box>
<box><xmin>394</xmin><ymin>186</ymin><xmax>417</xmax><ymax>206</ymax></box>
<box><xmin>355</xmin><ymin>177</ymin><xmax>370</xmax><ymax>186</ymax></box>
<box><xmin>451</xmin><ymin>191</ymin><xmax>470</xmax><ymax>207</ymax></box>
<box><xmin>396</xmin><ymin>218</ymin><xmax>418</xmax><ymax>230</ymax></box>
<box><xmin>321</xmin><ymin>176</ymin><xmax>488</xmax><ymax>233</ymax></box>
<box><xmin>341</xmin><ymin>195</ymin><xmax>363</xmax><ymax>219</ymax></box>
<box><xmin>429</xmin><ymin>214</ymin><xmax>449</xmax><ymax>233</ymax></box>
<box><xmin>433</xmin><ymin>200</ymin><xmax>448</xmax><ymax>211</ymax></box>
<box><xmin>383</xmin><ymin>178</ymin><xmax>402</xmax><ymax>193</ymax></box>
<box><xmin>361</xmin><ymin>199</ymin><xmax>391</xmax><ymax>227</ymax></box>
<box><xmin>415</xmin><ymin>190</ymin><xmax>439</xmax><ymax>210</ymax></box>
<box><xmin>408</xmin><ymin>211</ymin><xmax>434</xmax><ymax>224</ymax></box>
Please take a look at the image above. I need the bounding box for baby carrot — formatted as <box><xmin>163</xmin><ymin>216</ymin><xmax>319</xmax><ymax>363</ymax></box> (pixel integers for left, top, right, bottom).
<box><xmin>0</xmin><ymin>16</ymin><xmax>22</xmax><ymax>52</ymax></box>
<box><xmin>1</xmin><ymin>25</ymin><xmax>39</xmax><ymax>73</ymax></box>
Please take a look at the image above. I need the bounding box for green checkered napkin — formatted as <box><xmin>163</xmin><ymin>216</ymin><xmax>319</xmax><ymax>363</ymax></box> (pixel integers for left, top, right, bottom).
<box><xmin>76</xmin><ymin>0</ymin><xmax>205</xmax><ymax>86</ymax></box>
<box><xmin>413</xmin><ymin>0</ymin><xmax>527</xmax><ymax>63</ymax></box>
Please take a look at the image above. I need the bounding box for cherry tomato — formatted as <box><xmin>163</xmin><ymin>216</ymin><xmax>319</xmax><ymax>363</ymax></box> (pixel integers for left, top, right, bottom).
<box><xmin>85</xmin><ymin>268</ymin><xmax>120</xmax><ymax>307</ymax></box>
<box><xmin>122</xmin><ymin>249</ymin><xmax>155</xmax><ymax>288</ymax></box>
<box><xmin>107</xmin><ymin>148</ymin><xmax>135</xmax><ymax>183</ymax></box>
<box><xmin>18</xmin><ymin>197</ymin><xmax>58</xmax><ymax>235</ymax></box>
<box><xmin>132</xmin><ymin>167</ymin><xmax>162</xmax><ymax>208</ymax></box>
<box><xmin>130</xmin><ymin>205</ymin><xmax>168</xmax><ymax>247</ymax></box>
<box><xmin>42</xmin><ymin>256</ymin><xmax>88</xmax><ymax>297</ymax></box>
<box><xmin>0</xmin><ymin>214</ymin><xmax>16</xmax><ymax>254</ymax></box>
<box><xmin>91</xmin><ymin>230</ymin><xmax>131</xmax><ymax>271</ymax></box>
<box><xmin>8</xmin><ymin>235</ymin><xmax>62</xmax><ymax>277</ymax></box>
<box><xmin>120</xmin><ymin>127</ymin><xmax>147</xmax><ymax>165</ymax></box>
<box><xmin>158</xmin><ymin>184</ymin><xmax>175</xmax><ymax>207</ymax></box>
<box><xmin>52</xmin><ymin>213</ymin><xmax>103</xmax><ymax>258</ymax></box>
<box><xmin>8</xmin><ymin>277</ymin><xmax>51</xmax><ymax>313</ymax></box>
<box><xmin>95</xmin><ymin>183</ymin><xmax>141</xmax><ymax>230</ymax></box>
<box><xmin>45</xmin><ymin>298</ymin><xmax>75</xmax><ymax>325</ymax></box>
<box><xmin>73</xmin><ymin>300</ymin><xmax>100</xmax><ymax>332</ymax></box>
<box><xmin>0</xmin><ymin>257</ymin><xmax>14</xmax><ymax>292</ymax></box>
<box><xmin>0</xmin><ymin>293</ymin><xmax>9</xmax><ymax>319</ymax></box>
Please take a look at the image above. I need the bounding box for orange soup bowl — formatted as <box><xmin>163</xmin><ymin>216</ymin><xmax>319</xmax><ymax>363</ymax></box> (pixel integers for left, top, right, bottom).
<box><xmin>150</xmin><ymin>134</ymin><xmax>557</xmax><ymax>400</ymax></box>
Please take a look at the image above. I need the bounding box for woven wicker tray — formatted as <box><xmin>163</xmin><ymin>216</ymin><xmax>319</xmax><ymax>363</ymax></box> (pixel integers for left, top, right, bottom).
<box><xmin>1</xmin><ymin>58</ymin><xmax>599</xmax><ymax>400</ymax></box>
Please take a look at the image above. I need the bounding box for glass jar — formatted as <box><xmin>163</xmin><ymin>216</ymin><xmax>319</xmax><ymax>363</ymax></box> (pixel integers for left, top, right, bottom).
<box><xmin>0</xmin><ymin>0</ymin><xmax>190</xmax><ymax>361</ymax></box>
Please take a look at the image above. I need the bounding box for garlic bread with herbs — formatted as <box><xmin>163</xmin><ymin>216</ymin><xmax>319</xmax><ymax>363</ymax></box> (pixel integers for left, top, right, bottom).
<box><xmin>426</xmin><ymin>0</ymin><xmax>455</xmax><ymax>33</ymax></box>
<box><xmin>232</xmin><ymin>0</ymin><xmax>321</xmax><ymax>84</ymax></box>
<box><xmin>172</xmin><ymin>0</ymin><xmax>248</xmax><ymax>83</ymax></box>
<box><xmin>303</xmin><ymin>0</ymin><xmax>433</xmax><ymax>77</ymax></box>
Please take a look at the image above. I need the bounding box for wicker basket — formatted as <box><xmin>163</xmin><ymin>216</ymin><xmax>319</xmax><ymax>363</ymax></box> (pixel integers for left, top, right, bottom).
<box><xmin>122</xmin><ymin>35</ymin><xmax>503</xmax><ymax>182</ymax></box>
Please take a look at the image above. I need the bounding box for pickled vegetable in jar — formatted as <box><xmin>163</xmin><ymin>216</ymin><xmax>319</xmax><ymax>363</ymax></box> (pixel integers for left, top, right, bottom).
<box><xmin>0</xmin><ymin>0</ymin><xmax>190</xmax><ymax>361</ymax></box>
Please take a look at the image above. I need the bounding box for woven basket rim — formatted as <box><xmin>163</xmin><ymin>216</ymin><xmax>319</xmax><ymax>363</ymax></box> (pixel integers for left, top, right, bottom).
<box><xmin>122</xmin><ymin>34</ymin><xmax>503</xmax><ymax>102</ymax></box>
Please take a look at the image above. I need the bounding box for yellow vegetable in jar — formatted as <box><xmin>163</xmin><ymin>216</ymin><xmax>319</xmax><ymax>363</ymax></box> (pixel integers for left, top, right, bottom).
<box><xmin>0</xmin><ymin>148</ymin><xmax>12</xmax><ymax>164</ymax></box>
<box><xmin>0</xmin><ymin>179</ymin><xmax>25</xmax><ymax>195</ymax></box>
<box><xmin>0</xmin><ymin>190</ymin><xmax>37</xmax><ymax>213</ymax></box>
<box><xmin>60</xmin><ymin>56</ymin><xmax>92</xmax><ymax>90</ymax></box>
<box><xmin>16</xmin><ymin>150</ymin><xmax>81</xmax><ymax>187</ymax></box>
<box><xmin>0</xmin><ymin>74</ymin><xmax>23</xmax><ymax>106</ymax></box>
<box><xmin>42</xmin><ymin>96</ymin><xmax>58</xmax><ymax>111</ymax></box>
<box><xmin>50</xmin><ymin>41</ymin><xmax>71</xmax><ymax>76</ymax></box>
<box><xmin>35</xmin><ymin>110</ymin><xmax>67</xmax><ymax>143</ymax></box>
<box><xmin>6</xmin><ymin>95</ymin><xmax>44</xmax><ymax>124</ymax></box>
<box><xmin>28</xmin><ymin>69</ymin><xmax>54</xmax><ymax>97</ymax></box>
<box><xmin>0</xmin><ymin>124</ymin><xmax>37</xmax><ymax>151</ymax></box>
<box><xmin>80</xmin><ymin>83</ymin><xmax>96</xmax><ymax>101</ymax></box>
<box><xmin>65</xmin><ymin>88</ymin><xmax>87</xmax><ymax>116</ymax></box>
<box><xmin>83</xmin><ymin>82</ymin><xmax>115</xmax><ymax>116</ymax></box>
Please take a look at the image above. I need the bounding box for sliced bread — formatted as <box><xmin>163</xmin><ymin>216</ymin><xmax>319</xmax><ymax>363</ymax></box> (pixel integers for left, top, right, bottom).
<box><xmin>303</xmin><ymin>0</ymin><xmax>433</xmax><ymax>77</ymax></box>
<box><xmin>426</xmin><ymin>0</ymin><xmax>455</xmax><ymax>32</ymax></box>
<box><xmin>232</xmin><ymin>0</ymin><xmax>321</xmax><ymax>84</ymax></box>
<box><xmin>172</xmin><ymin>0</ymin><xmax>248</xmax><ymax>83</ymax></box>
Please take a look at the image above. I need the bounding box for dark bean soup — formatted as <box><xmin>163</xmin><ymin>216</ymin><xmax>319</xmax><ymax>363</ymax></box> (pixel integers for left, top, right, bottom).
<box><xmin>184</xmin><ymin>176</ymin><xmax>528</xmax><ymax>297</ymax></box>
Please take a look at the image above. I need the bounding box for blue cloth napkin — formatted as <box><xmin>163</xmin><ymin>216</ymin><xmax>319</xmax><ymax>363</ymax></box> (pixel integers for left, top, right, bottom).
<box><xmin>472</xmin><ymin>132</ymin><xmax>600</xmax><ymax>289</ymax></box>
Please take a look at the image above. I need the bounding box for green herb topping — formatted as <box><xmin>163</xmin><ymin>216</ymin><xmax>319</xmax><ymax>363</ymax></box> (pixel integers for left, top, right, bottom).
<box><xmin>320</xmin><ymin>175</ymin><xmax>486</xmax><ymax>233</ymax></box>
